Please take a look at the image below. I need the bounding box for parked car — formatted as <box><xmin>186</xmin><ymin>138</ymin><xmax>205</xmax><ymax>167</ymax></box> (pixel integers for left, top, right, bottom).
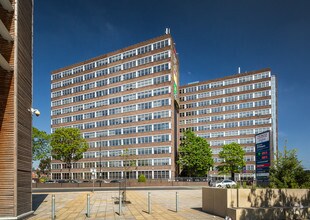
<box><xmin>56</xmin><ymin>179</ymin><xmax>69</xmax><ymax>183</ymax></box>
<box><xmin>68</xmin><ymin>179</ymin><xmax>82</xmax><ymax>183</ymax></box>
<box><xmin>110</xmin><ymin>179</ymin><xmax>121</xmax><ymax>183</ymax></box>
<box><xmin>215</xmin><ymin>179</ymin><xmax>236</xmax><ymax>188</ymax></box>
<box><xmin>44</xmin><ymin>180</ymin><xmax>56</xmax><ymax>184</ymax></box>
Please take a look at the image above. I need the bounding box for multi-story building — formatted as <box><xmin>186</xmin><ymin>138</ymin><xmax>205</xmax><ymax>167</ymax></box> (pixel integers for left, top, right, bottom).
<box><xmin>50</xmin><ymin>33</ymin><xmax>180</xmax><ymax>180</ymax></box>
<box><xmin>0</xmin><ymin>0</ymin><xmax>33</xmax><ymax>218</ymax></box>
<box><xmin>179</xmin><ymin>68</ymin><xmax>277</xmax><ymax>179</ymax></box>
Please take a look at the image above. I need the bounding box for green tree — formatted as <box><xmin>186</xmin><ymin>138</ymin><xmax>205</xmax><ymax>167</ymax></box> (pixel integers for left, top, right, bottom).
<box><xmin>32</xmin><ymin>127</ymin><xmax>51</xmax><ymax>161</ymax></box>
<box><xmin>178</xmin><ymin>130</ymin><xmax>214</xmax><ymax>177</ymax></box>
<box><xmin>269</xmin><ymin>147</ymin><xmax>310</xmax><ymax>188</ymax></box>
<box><xmin>51</xmin><ymin>127</ymin><xmax>88</xmax><ymax>179</ymax></box>
<box><xmin>39</xmin><ymin>158</ymin><xmax>51</xmax><ymax>176</ymax></box>
<box><xmin>217</xmin><ymin>142</ymin><xmax>246</xmax><ymax>181</ymax></box>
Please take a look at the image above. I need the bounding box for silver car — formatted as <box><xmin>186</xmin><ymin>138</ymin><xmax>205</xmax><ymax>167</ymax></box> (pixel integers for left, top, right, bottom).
<box><xmin>215</xmin><ymin>179</ymin><xmax>236</xmax><ymax>188</ymax></box>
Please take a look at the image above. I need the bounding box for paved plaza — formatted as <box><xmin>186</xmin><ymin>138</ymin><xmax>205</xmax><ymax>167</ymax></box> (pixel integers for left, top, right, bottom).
<box><xmin>29</xmin><ymin>189</ymin><xmax>222</xmax><ymax>220</ymax></box>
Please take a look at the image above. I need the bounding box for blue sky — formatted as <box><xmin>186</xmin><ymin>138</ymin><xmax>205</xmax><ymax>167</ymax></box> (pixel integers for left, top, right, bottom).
<box><xmin>33</xmin><ymin>0</ymin><xmax>310</xmax><ymax>169</ymax></box>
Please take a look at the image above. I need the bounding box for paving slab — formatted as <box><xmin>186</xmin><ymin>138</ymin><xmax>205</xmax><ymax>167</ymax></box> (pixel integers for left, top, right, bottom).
<box><xmin>28</xmin><ymin>189</ymin><xmax>222</xmax><ymax>220</ymax></box>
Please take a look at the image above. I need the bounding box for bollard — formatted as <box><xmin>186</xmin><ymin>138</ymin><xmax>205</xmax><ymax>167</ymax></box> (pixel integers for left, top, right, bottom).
<box><xmin>51</xmin><ymin>194</ymin><xmax>55</xmax><ymax>220</ymax></box>
<box><xmin>119</xmin><ymin>193</ymin><xmax>122</xmax><ymax>215</ymax></box>
<box><xmin>148</xmin><ymin>192</ymin><xmax>151</xmax><ymax>214</ymax></box>
<box><xmin>176</xmin><ymin>192</ymin><xmax>179</xmax><ymax>212</ymax></box>
<box><xmin>86</xmin><ymin>194</ymin><xmax>90</xmax><ymax>217</ymax></box>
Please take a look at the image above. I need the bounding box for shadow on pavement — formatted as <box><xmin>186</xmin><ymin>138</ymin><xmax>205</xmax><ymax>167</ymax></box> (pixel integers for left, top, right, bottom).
<box><xmin>32</xmin><ymin>194</ymin><xmax>48</xmax><ymax>211</ymax></box>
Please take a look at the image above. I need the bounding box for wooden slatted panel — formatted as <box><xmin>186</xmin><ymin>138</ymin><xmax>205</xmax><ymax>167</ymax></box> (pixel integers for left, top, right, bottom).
<box><xmin>16</xmin><ymin>0</ymin><xmax>33</xmax><ymax>216</ymax></box>
<box><xmin>0</xmin><ymin>0</ymin><xmax>16</xmax><ymax>217</ymax></box>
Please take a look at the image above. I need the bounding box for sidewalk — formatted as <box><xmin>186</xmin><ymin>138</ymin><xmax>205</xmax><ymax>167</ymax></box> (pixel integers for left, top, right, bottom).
<box><xmin>29</xmin><ymin>189</ymin><xmax>222</xmax><ymax>219</ymax></box>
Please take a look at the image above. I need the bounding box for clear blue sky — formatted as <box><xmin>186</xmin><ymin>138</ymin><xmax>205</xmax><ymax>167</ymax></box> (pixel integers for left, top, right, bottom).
<box><xmin>33</xmin><ymin>0</ymin><xmax>310</xmax><ymax>169</ymax></box>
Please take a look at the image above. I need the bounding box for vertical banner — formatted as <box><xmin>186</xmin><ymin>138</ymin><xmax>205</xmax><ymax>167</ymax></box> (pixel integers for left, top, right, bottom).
<box><xmin>255</xmin><ymin>131</ymin><xmax>271</xmax><ymax>185</ymax></box>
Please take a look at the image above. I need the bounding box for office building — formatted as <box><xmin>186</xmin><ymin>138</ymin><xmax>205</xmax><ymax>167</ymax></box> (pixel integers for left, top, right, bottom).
<box><xmin>179</xmin><ymin>68</ymin><xmax>277</xmax><ymax>179</ymax></box>
<box><xmin>0</xmin><ymin>0</ymin><xmax>33</xmax><ymax>218</ymax></box>
<box><xmin>50</xmin><ymin>32</ymin><xmax>180</xmax><ymax>180</ymax></box>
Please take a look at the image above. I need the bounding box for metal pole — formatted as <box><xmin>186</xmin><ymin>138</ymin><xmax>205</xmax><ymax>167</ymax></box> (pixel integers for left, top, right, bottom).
<box><xmin>148</xmin><ymin>192</ymin><xmax>151</xmax><ymax>214</ymax></box>
<box><xmin>176</xmin><ymin>192</ymin><xmax>179</xmax><ymax>212</ymax></box>
<box><xmin>87</xmin><ymin>194</ymin><xmax>90</xmax><ymax>217</ymax></box>
<box><xmin>119</xmin><ymin>191</ymin><xmax>122</xmax><ymax>215</ymax></box>
<box><xmin>51</xmin><ymin>194</ymin><xmax>55</xmax><ymax>220</ymax></box>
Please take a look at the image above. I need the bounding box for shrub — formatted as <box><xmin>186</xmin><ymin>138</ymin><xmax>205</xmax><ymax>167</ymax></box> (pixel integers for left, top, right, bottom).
<box><xmin>138</xmin><ymin>174</ymin><xmax>146</xmax><ymax>182</ymax></box>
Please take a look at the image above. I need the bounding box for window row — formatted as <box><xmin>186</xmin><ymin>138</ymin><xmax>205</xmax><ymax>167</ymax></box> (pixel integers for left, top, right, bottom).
<box><xmin>51</xmin><ymin>39</ymin><xmax>170</xmax><ymax>81</ymax></box>
<box><xmin>180</xmin><ymin>82</ymin><xmax>271</xmax><ymax>101</ymax></box>
<box><xmin>51</xmin><ymin>74</ymin><xmax>171</xmax><ymax>107</ymax></box>
<box><xmin>180</xmin><ymin>72</ymin><xmax>271</xmax><ymax>94</ymax></box>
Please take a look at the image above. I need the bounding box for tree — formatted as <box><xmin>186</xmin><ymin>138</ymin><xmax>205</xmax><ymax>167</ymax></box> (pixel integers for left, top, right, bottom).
<box><xmin>178</xmin><ymin>130</ymin><xmax>214</xmax><ymax>177</ymax></box>
<box><xmin>269</xmin><ymin>147</ymin><xmax>310</xmax><ymax>188</ymax></box>
<box><xmin>39</xmin><ymin>158</ymin><xmax>51</xmax><ymax>176</ymax></box>
<box><xmin>217</xmin><ymin>142</ymin><xmax>246</xmax><ymax>181</ymax></box>
<box><xmin>32</xmin><ymin>127</ymin><xmax>51</xmax><ymax>161</ymax></box>
<box><xmin>50</xmin><ymin>127</ymin><xmax>88</xmax><ymax>180</ymax></box>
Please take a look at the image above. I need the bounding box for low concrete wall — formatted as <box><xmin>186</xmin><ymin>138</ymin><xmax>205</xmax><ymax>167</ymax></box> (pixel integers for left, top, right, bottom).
<box><xmin>202</xmin><ymin>187</ymin><xmax>310</xmax><ymax>220</ymax></box>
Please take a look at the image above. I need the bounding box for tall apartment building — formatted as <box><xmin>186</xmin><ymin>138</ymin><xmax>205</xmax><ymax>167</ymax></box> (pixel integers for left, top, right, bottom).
<box><xmin>0</xmin><ymin>0</ymin><xmax>33</xmax><ymax>218</ymax></box>
<box><xmin>179</xmin><ymin>68</ymin><xmax>277</xmax><ymax>179</ymax></box>
<box><xmin>50</xmin><ymin>33</ymin><xmax>180</xmax><ymax>180</ymax></box>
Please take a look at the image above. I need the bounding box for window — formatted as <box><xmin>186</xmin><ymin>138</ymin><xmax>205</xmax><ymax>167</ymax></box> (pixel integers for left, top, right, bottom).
<box><xmin>123</xmin><ymin>115</ymin><xmax>136</xmax><ymax>124</ymax></box>
<box><xmin>154</xmin><ymin>147</ymin><xmax>170</xmax><ymax>154</ymax></box>
<box><xmin>123</xmin><ymin>127</ymin><xmax>136</xmax><ymax>134</ymax></box>
<box><xmin>84</xmin><ymin>112</ymin><xmax>95</xmax><ymax>119</ymax></box>
<box><xmin>138</xmin><ymin>159</ymin><xmax>152</xmax><ymax>166</ymax></box>
<box><xmin>109</xmin><ymin>97</ymin><xmax>121</xmax><ymax>105</ymax></box>
<box><xmin>154</xmin><ymin>158</ymin><xmax>169</xmax><ymax>166</ymax></box>
<box><xmin>137</xmin><ymin>45</ymin><xmax>152</xmax><ymax>54</ymax></box>
<box><xmin>137</xmin><ymin>56</ymin><xmax>152</xmax><ymax>66</ymax></box>
<box><xmin>109</xmin><ymin>161</ymin><xmax>122</xmax><ymax>167</ymax></box>
<box><xmin>240</xmin><ymin>120</ymin><xmax>254</xmax><ymax>127</ymax></box>
<box><xmin>153</xmin><ymin>51</ymin><xmax>169</xmax><ymax>61</ymax></box>
<box><xmin>123</xmin><ymin>93</ymin><xmax>136</xmax><ymax>102</ymax></box>
<box><xmin>96</xmin><ymin>99</ymin><xmax>108</xmax><ymax>107</ymax></box>
<box><xmin>137</xmin><ymin>90</ymin><xmax>152</xmax><ymax>99</ymax></box>
<box><xmin>153</xmin><ymin>99</ymin><xmax>169</xmax><ymax>107</ymax></box>
<box><xmin>153</xmin><ymin>123</ymin><xmax>169</xmax><ymax>131</ymax></box>
<box><xmin>96</xmin><ymin>110</ymin><xmax>108</xmax><ymax>117</ymax></box>
<box><xmin>154</xmin><ymin>170</ymin><xmax>169</xmax><ymax>179</ymax></box>
<box><xmin>109</xmin><ymin>139</ymin><xmax>121</xmax><ymax>146</ymax></box>
<box><xmin>123</xmin><ymin>49</ymin><xmax>136</xmax><ymax>59</ymax></box>
<box><xmin>138</xmin><ymin>113</ymin><xmax>152</xmax><ymax>121</ymax></box>
<box><xmin>137</xmin><ymin>78</ymin><xmax>152</xmax><ymax>88</ymax></box>
<box><xmin>123</xmin><ymin>82</ymin><xmax>136</xmax><ymax>91</ymax></box>
<box><xmin>153</xmin><ymin>75</ymin><xmax>169</xmax><ymax>84</ymax></box>
<box><xmin>138</xmin><ymin>125</ymin><xmax>152</xmax><ymax>133</ymax></box>
<box><xmin>123</xmin><ymin>71</ymin><xmax>136</xmax><ymax>80</ymax></box>
<box><xmin>109</xmin><ymin>86</ymin><xmax>122</xmax><ymax>94</ymax></box>
<box><xmin>123</xmin><ymin>138</ymin><xmax>136</xmax><ymax>145</ymax></box>
<box><xmin>109</xmin><ymin>118</ymin><xmax>122</xmax><ymax>125</ymax></box>
<box><xmin>123</xmin><ymin>60</ymin><xmax>136</xmax><ymax>70</ymax></box>
<box><xmin>84</xmin><ymin>102</ymin><xmax>95</xmax><ymax>109</ymax></box>
<box><xmin>73</xmin><ymin>85</ymin><xmax>83</xmax><ymax>93</ymax></box>
<box><xmin>109</xmin><ymin>65</ymin><xmax>122</xmax><ymax>73</ymax></box>
<box><xmin>84</xmin><ymin>122</ymin><xmax>95</xmax><ymax>129</ymax></box>
<box><xmin>138</xmin><ymin>136</ymin><xmax>152</xmax><ymax>144</ymax></box>
<box><xmin>109</xmin><ymin>107</ymin><xmax>121</xmax><ymax>115</ymax></box>
<box><xmin>153</xmin><ymin>39</ymin><xmax>169</xmax><ymax>50</ymax></box>
<box><xmin>109</xmin><ymin>75</ymin><xmax>121</xmax><ymax>84</ymax></box>
<box><xmin>73</xmin><ymin>66</ymin><xmax>83</xmax><ymax>74</ymax></box>
<box><xmin>138</xmin><ymin>102</ymin><xmax>152</xmax><ymax>110</ymax></box>
<box><xmin>84</xmin><ymin>72</ymin><xmax>95</xmax><ymax>80</ymax></box>
<box><xmin>153</xmin><ymin>63</ymin><xmax>169</xmax><ymax>73</ymax></box>
<box><xmin>153</xmin><ymin>87</ymin><xmax>169</xmax><ymax>96</ymax></box>
<box><xmin>153</xmin><ymin>134</ymin><xmax>170</xmax><ymax>142</ymax></box>
<box><xmin>84</xmin><ymin>132</ymin><xmax>95</xmax><ymax>139</ymax></box>
<box><xmin>138</xmin><ymin>148</ymin><xmax>152</xmax><ymax>155</ymax></box>
<box><xmin>96</xmin><ymin>68</ymin><xmax>108</xmax><ymax>77</ymax></box>
<box><xmin>123</xmin><ymin>104</ymin><xmax>136</xmax><ymax>113</ymax></box>
<box><xmin>96</xmin><ymin>58</ymin><xmax>108</xmax><ymax>67</ymax></box>
<box><xmin>84</xmin><ymin>92</ymin><xmax>95</xmax><ymax>100</ymax></box>
<box><xmin>109</xmin><ymin>54</ymin><xmax>122</xmax><ymax>63</ymax></box>
<box><xmin>153</xmin><ymin>110</ymin><xmax>169</xmax><ymax>119</ymax></box>
<box><xmin>96</xmin><ymin>120</ymin><xmax>108</xmax><ymax>127</ymax></box>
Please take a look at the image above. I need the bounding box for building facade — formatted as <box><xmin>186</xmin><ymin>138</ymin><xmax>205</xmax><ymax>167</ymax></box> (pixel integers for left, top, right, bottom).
<box><xmin>50</xmin><ymin>33</ymin><xmax>180</xmax><ymax>180</ymax></box>
<box><xmin>0</xmin><ymin>0</ymin><xmax>33</xmax><ymax>218</ymax></box>
<box><xmin>179</xmin><ymin>68</ymin><xmax>277</xmax><ymax>179</ymax></box>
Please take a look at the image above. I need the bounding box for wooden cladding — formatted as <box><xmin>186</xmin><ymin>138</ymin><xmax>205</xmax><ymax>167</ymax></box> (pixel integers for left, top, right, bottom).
<box><xmin>0</xmin><ymin>0</ymin><xmax>33</xmax><ymax>218</ymax></box>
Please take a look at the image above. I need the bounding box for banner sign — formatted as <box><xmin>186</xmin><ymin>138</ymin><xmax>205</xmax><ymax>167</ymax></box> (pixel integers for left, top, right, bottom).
<box><xmin>255</xmin><ymin>131</ymin><xmax>271</xmax><ymax>184</ymax></box>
